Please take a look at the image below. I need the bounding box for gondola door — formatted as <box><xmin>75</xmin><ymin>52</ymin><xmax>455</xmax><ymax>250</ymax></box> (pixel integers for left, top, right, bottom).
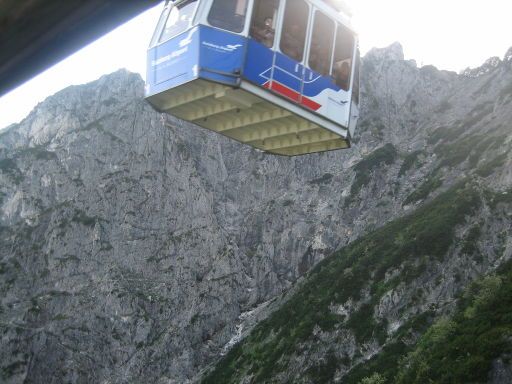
<box><xmin>243</xmin><ymin>0</ymin><xmax>280</xmax><ymax>88</ymax></box>
<box><xmin>268</xmin><ymin>0</ymin><xmax>309</xmax><ymax>104</ymax></box>
<box><xmin>244</xmin><ymin>0</ymin><xmax>310</xmax><ymax>104</ymax></box>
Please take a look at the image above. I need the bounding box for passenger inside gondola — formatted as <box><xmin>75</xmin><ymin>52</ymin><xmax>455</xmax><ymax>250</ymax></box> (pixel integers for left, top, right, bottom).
<box><xmin>334</xmin><ymin>61</ymin><xmax>350</xmax><ymax>90</ymax></box>
<box><xmin>308</xmin><ymin>10</ymin><xmax>334</xmax><ymax>76</ymax></box>
<box><xmin>279</xmin><ymin>0</ymin><xmax>308</xmax><ymax>61</ymax></box>
<box><xmin>249</xmin><ymin>0</ymin><xmax>279</xmax><ymax>48</ymax></box>
<box><xmin>281</xmin><ymin>24</ymin><xmax>304</xmax><ymax>60</ymax></box>
<box><xmin>309</xmin><ymin>40</ymin><xmax>331</xmax><ymax>75</ymax></box>
<box><xmin>251</xmin><ymin>17</ymin><xmax>275</xmax><ymax>47</ymax></box>
<box><xmin>331</xmin><ymin>23</ymin><xmax>354</xmax><ymax>90</ymax></box>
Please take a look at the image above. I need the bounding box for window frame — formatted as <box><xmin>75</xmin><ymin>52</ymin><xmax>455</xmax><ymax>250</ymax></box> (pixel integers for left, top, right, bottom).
<box><xmin>351</xmin><ymin>46</ymin><xmax>360</xmax><ymax>104</ymax></box>
<box><xmin>156</xmin><ymin>0</ymin><xmax>200</xmax><ymax>45</ymax></box>
<box><xmin>149</xmin><ymin>6</ymin><xmax>170</xmax><ymax>48</ymax></box>
<box><xmin>331</xmin><ymin>21</ymin><xmax>356</xmax><ymax>91</ymax></box>
<box><xmin>249</xmin><ymin>0</ymin><xmax>281</xmax><ymax>49</ymax></box>
<box><xmin>207</xmin><ymin>0</ymin><xmax>250</xmax><ymax>34</ymax></box>
<box><xmin>307</xmin><ymin>9</ymin><xmax>336</xmax><ymax>76</ymax></box>
<box><xmin>278</xmin><ymin>0</ymin><xmax>310</xmax><ymax>63</ymax></box>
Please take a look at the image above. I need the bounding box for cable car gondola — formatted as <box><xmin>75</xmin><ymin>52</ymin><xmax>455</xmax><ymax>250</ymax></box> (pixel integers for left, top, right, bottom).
<box><xmin>145</xmin><ymin>0</ymin><xmax>360</xmax><ymax>156</ymax></box>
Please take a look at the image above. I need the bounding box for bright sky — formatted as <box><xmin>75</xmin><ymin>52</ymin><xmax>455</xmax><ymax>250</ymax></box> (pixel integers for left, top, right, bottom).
<box><xmin>0</xmin><ymin>0</ymin><xmax>511</xmax><ymax>130</ymax></box>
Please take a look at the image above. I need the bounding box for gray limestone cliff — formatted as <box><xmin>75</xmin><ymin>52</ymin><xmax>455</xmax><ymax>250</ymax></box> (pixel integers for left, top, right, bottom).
<box><xmin>0</xmin><ymin>43</ymin><xmax>511</xmax><ymax>383</ymax></box>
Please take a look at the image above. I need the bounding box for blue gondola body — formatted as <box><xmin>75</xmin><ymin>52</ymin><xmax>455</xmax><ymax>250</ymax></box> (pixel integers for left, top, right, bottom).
<box><xmin>147</xmin><ymin>26</ymin><xmax>350</xmax><ymax>122</ymax></box>
<box><xmin>145</xmin><ymin>0</ymin><xmax>359</xmax><ymax>156</ymax></box>
<box><xmin>147</xmin><ymin>26</ymin><xmax>246</xmax><ymax>93</ymax></box>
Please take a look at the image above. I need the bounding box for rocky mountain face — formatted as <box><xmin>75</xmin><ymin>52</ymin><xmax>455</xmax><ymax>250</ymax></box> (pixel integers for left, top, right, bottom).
<box><xmin>0</xmin><ymin>43</ymin><xmax>511</xmax><ymax>383</ymax></box>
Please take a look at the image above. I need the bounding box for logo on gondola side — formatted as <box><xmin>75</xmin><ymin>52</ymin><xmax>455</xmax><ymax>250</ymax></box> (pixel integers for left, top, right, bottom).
<box><xmin>201</xmin><ymin>42</ymin><xmax>242</xmax><ymax>53</ymax></box>
<box><xmin>151</xmin><ymin>47</ymin><xmax>189</xmax><ymax>66</ymax></box>
<box><xmin>151</xmin><ymin>29</ymin><xmax>197</xmax><ymax>67</ymax></box>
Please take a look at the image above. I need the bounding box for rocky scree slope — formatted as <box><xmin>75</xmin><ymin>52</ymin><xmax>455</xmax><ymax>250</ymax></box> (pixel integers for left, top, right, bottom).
<box><xmin>0</xmin><ymin>43</ymin><xmax>511</xmax><ymax>383</ymax></box>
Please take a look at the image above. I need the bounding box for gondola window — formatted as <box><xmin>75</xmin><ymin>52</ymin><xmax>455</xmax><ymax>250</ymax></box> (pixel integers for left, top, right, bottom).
<box><xmin>250</xmin><ymin>0</ymin><xmax>279</xmax><ymax>48</ymax></box>
<box><xmin>331</xmin><ymin>23</ymin><xmax>355</xmax><ymax>91</ymax></box>
<box><xmin>159</xmin><ymin>0</ymin><xmax>198</xmax><ymax>43</ymax></box>
<box><xmin>208</xmin><ymin>0</ymin><xmax>249</xmax><ymax>33</ymax></box>
<box><xmin>279</xmin><ymin>0</ymin><xmax>309</xmax><ymax>62</ymax></box>
<box><xmin>308</xmin><ymin>11</ymin><xmax>335</xmax><ymax>75</ymax></box>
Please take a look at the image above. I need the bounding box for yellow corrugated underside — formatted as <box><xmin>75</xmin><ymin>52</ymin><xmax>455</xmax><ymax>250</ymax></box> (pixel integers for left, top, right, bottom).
<box><xmin>146</xmin><ymin>79</ymin><xmax>349</xmax><ymax>156</ymax></box>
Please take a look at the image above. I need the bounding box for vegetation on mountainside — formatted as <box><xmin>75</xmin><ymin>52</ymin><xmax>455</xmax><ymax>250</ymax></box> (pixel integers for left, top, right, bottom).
<box><xmin>427</xmin><ymin>124</ymin><xmax>466</xmax><ymax>145</ymax></box>
<box><xmin>401</xmin><ymin>128</ymin><xmax>508</xmax><ymax>207</ymax></box>
<box><xmin>0</xmin><ymin>158</ymin><xmax>23</xmax><ymax>184</ymax></box>
<box><xmin>17</xmin><ymin>146</ymin><xmax>58</xmax><ymax>161</ymax></box>
<box><xmin>434</xmin><ymin>133</ymin><xmax>504</xmax><ymax>170</ymax></box>
<box><xmin>341</xmin><ymin>313</ymin><xmax>434</xmax><ymax>384</ymax></box>
<box><xmin>398</xmin><ymin>150</ymin><xmax>424</xmax><ymax>176</ymax></box>
<box><xmin>403</xmin><ymin>175</ymin><xmax>443</xmax><ymax>205</ymax></box>
<box><xmin>202</xmin><ymin>181</ymin><xmax>482</xmax><ymax>383</ymax></box>
<box><xmin>392</xmin><ymin>261</ymin><xmax>512</xmax><ymax>384</ymax></box>
<box><xmin>341</xmin><ymin>189</ymin><xmax>512</xmax><ymax>384</ymax></box>
<box><xmin>486</xmin><ymin>188</ymin><xmax>512</xmax><ymax>209</ymax></box>
<box><xmin>0</xmin><ymin>146</ymin><xmax>59</xmax><ymax>186</ymax></box>
<box><xmin>345</xmin><ymin>260</ymin><xmax>512</xmax><ymax>384</ymax></box>
<box><xmin>345</xmin><ymin>144</ymin><xmax>398</xmax><ymax>206</ymax></box>
<box><xmin>476</xmin><ymin>153</ymin><xmax>508</xmax><ymax>177</ymax></box>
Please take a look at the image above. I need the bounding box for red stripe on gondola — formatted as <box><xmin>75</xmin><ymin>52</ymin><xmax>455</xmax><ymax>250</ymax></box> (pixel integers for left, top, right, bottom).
<box><xmin>301</xmin><ymin>97</ymin><xmax>321</xmax><ymax>111</ymax></box>
<box><xmin>263</xmin><ymin>81</ymin><xmax>322</xmax><ymax>111</ymax></box>
<box><xmin>268</xmin><ymin>81</ymin><xmax>300</xmax><ymax>102</ymax></box>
